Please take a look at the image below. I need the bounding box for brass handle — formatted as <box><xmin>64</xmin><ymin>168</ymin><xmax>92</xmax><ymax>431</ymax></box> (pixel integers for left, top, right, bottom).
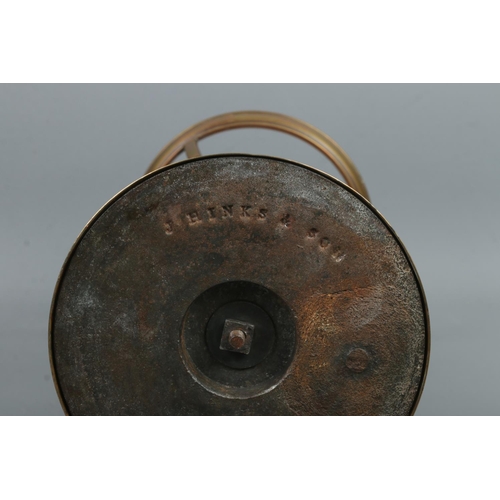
<box><xmin>147</xmin><ymin>111</ymin><xmax>369</xmax><ymax>201</ymax></box>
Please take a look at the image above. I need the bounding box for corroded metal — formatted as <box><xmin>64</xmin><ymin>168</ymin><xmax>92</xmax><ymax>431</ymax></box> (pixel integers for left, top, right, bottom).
<box><xmin>220</xmin><ymin>320</ymin><xmax>254</xmax><ymax>354</ymax></box>
<box><xmin>50</xmin><ymin>154</ymin><xmax>429</xmax><ymax>415</ymax></box>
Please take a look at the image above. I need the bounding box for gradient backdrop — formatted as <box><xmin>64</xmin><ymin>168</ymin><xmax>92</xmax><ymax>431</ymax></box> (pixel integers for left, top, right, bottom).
<box><xmin>1</xmin><ymin>84</ymin><xmax>498</xmax><ymax>415</ymax></box>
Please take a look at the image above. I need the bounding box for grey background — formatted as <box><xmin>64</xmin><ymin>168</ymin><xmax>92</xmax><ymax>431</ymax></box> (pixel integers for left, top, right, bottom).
<box><xmin>1</xmin><ymin>84</ymin><xmax>498</xmax><ymax>415</ymax></box>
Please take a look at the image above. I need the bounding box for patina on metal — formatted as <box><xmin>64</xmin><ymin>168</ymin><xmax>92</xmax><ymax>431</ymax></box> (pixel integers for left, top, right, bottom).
<box><xmin>220</xmin><ymin>320</ymin><xmax>254</xmax><ymax>354</ymax></box>
<box><xmin>50</xmin><ymin>151</ymin><xmax>430</xmax><ymax>415</ymax></box>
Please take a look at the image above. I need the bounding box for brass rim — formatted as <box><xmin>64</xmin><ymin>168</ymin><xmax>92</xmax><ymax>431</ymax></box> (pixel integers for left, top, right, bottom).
<box><xmin>50</xmin><ymin>153</ymin><xmax>429</xmax><ymax>415</ymax></box>
<box><xmin>146</xmin><ymin>111</ymin><xmax>370</xmax><ymax>201</ymax></box>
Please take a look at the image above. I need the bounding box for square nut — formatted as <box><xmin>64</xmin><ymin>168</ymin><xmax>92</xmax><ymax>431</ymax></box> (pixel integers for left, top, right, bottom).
<box><xmin>219</xmin><ymin>319</ymin><xmax>254</xmax><ymax>355</ymax></box>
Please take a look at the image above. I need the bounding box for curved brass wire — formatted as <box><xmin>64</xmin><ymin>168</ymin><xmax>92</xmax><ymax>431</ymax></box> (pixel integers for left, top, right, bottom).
<box><xmin>146</xmin><ymin>111</ymin><xmax>370</xmax><ymax>201</ymax></box>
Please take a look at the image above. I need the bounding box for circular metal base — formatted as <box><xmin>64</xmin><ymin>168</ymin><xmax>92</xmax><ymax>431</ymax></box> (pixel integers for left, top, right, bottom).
<box><xmin>50</xmin><ymin>154</ymin><xmax>429</xmax><ymax>415</ymax></box>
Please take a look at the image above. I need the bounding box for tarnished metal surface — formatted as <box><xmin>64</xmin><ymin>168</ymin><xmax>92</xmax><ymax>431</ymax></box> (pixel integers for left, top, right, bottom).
<box><xmin>50</xmin><ymin>154</ymin><xmax>429</xmax><ymax>415</ymax></box>
<box><xmin>220</xmin><ymin>320</ymin><xmax>254</xmax><ymax>354</ymax></box>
